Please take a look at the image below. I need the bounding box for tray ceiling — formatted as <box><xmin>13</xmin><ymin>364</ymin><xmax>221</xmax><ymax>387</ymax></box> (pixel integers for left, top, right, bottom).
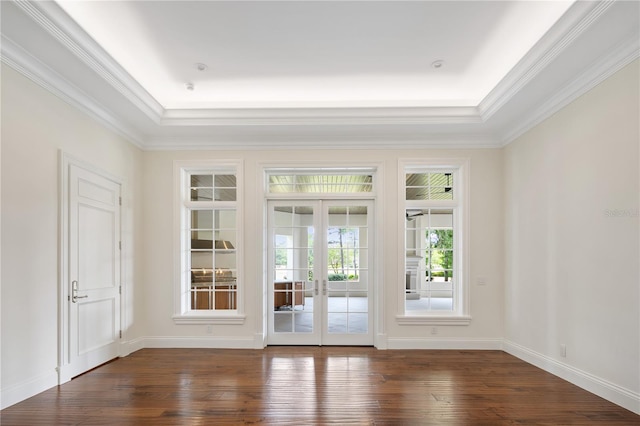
<box><xmin>1</xmin><ymin>0</ymin><xmax>638</xmax><ymax>149</ymax></box>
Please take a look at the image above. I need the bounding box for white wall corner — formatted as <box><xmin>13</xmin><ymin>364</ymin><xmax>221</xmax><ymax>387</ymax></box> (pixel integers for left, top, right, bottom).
<box><xmin>503</xmin><ymin>340</ymin><xmax>640</xmax><ymax>415</ymax></box>
<box><xmin>120</xmin><ymin>337</ymin><xmax>145</xmax><ymax>357</ymax></box>
<box><xmin>0</xmin><ymin>371</ymin><xmax>59</xmax><ymax>410</ymax></box>
<box><xmin>254</xmin><ymin>333</ymin><xmax>266</xmax><ymax>349</ymax></box>
<box><xmin>386</xmin><ymin>337</ymin><xmax>503</xmax><ymax>350</ymax></box>
<box><xmin>375</xmin><ymin>333</ymin><xmax>389</xmax><ymax>350</ymax></box>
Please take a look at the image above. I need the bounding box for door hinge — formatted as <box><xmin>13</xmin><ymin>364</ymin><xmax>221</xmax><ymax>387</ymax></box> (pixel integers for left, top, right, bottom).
<box><xmin>119</xmin><ymin>241</ymin><xmax>122</xmax><ymax>250</ymax></box>
<box><xmin>119</xmin><ymin>285</ymin><xmax>122</xmax><ymax>295</ymax></box>
<box><xmin>119</xmin><ymin>196</ymin><xmax>122</xmax><ymax>206</ymax></box>
<box><xmin>119</xmin><ymin>330</ymin><xmax>122</xmax><ymax>339</ymax></box>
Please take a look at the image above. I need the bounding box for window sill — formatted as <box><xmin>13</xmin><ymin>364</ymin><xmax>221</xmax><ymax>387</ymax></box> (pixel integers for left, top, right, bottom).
<box><xmin>396</xmin><ymin>315</ymin><xmax>471</xmax><ymax>326</ymax></box>
<box><xmin>173</xmin><ymin>313</ymin><xmax>246</xmax><ymax>325</ymax></box>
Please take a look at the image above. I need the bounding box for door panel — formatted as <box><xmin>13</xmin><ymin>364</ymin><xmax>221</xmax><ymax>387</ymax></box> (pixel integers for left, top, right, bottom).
<box><xmin>268</xmin><ymin>202</ymin><xmax>319</xmax><ymax>345</ymax></box>
<box><xmin>322</xmin><ymin>201</ymin><xmax>373</xmax><ymax>345</ymax></box>
<box><xmin>267</xmin><ymin>200</ymin><xmax>373</xmax><ymax>346</ymax></box>
<box><xmin>68</xmin><ymin>164</ymin><xmax>121</xmax><ymax>377</ymax></box>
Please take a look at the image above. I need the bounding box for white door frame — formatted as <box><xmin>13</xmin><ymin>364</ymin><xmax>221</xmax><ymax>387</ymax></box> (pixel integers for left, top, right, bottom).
<box><xmin>58</xmin><ymin>152</ymin><xmax>123</xmax><ymax>384</ymax></box>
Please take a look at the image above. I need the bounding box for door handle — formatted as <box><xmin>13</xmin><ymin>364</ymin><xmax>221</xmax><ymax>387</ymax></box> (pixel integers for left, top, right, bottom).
<box><xmin>314</xmin><ymin>279</ymin><xmax>319</xmax><ymax>296</ymax></box>
<box><xmin>72</xmin><ymin>280</ymin><xmax>88</xmax><ymax>303</ymax></box>
<box><xmin>323</xmin><ymin>279</ymin><xmax>327</xmax><ymax>296</ymax></box>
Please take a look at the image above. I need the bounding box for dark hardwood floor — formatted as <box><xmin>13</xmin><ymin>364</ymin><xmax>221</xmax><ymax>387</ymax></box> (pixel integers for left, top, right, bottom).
<box><xmin>1</xmin><ymin>347</ymin><xmax>638</xmax><ymax>425</ymax></box>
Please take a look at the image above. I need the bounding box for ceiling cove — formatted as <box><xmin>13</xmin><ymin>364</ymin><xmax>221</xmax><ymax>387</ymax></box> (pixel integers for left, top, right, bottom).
<box><xmin>1</xmin><ymin>0</ymin><xmax>638</xmax><ymax>150</ymax></box>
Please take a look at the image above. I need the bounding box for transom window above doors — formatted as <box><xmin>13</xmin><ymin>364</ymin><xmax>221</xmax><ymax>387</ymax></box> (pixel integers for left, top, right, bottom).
<box><xmin>266</xmin><ymin>169</ymin><xmax>375</xmax><ymax>195</ymax></box>
<box><xmin>174</xmin><ymin>160</ymin><xmax>244</xmax><ymax>324</ymax></box>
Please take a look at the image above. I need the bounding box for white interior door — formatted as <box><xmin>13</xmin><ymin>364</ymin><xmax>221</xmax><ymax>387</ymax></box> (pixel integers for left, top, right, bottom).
<box><xmin>67</xmin><ymin>163</ymin><xmax>121</xmax><ymax>378</ymax></box>
<box><xmin>267</xmin><ymin>200</ymin><xmax>373</xmax><ymax>345</ymax></box>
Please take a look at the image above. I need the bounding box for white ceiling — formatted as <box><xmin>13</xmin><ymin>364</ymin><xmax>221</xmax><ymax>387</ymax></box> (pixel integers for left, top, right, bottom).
<box><xmin>57</xmin><ymin>1</ymin><xmax>573</xmax><ymax>109</ymax></box>
<box><xmin>1</xmin><ymin>1</ymin><xmax>639</xmax><ymax>149</ymax></box>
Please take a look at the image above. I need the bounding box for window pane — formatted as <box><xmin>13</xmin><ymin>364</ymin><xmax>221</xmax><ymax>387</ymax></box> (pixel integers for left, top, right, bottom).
<box><xmin>191</xmin><ymin>231</ymin><xmax>213</xmax><ymax>246</ymax></box>
<box><xmin>405</xmin><ymin>206</ymin><xmax>454</xmax><ymax>312</ymax></box>
<box><xmin>405</xmin><ymin>187</ymin><xmax>428</xmax><ymax>201</ymax></box>
<box><xmin>191</xmin><ymin>251</ymin><xmax>212</xmax><ymax>269</ymax></box>
<box><xmin>215</xmin><ymin>174</ymin><xmax>236</xmax><ymax>188</ymax></box>
<box><xmin>215</xmin><ymin>252</ymin><xmax>236</xmax><ymax>269</ymax></box>
<box><xmin>191</xmin><ymin>174</ymin><xmax>212</xmax><ymax>187</ymax></box>
<box><xmin>191</xmin><ymin>210</ymin><xmax>213</xmax><ymax>229</ymax></box>
<box><xmin>214</xmin><ymin>188</ymin><xmax>236</xmax><ymax>201</ymax></box>
<box><xmin>191</xmin><ymin>188</ymin><xmax>213</xmax><ymax>201</ymax></box>
<box><xmin>215</xmin><ymin>210</ymin><xmax>236</xmax><ymax>229</ymax></box>
<box><xmin>268</xmin><ymin>173</ymin><xmax>373</xmax><ymax>194</ymax></box>
<box><xmin>406</xmin><ymin>172</ymin><xmax>454</xmax><ymax>200</ymax></box>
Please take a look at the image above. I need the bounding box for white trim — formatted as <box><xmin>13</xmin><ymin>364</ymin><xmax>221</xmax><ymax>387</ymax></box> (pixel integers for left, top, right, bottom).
<box><xmin>504</xmin><ymin>340</ymin><xmax>640</xmax><ymax>415</ymax></box>
<box><xmin>58</xmin><ymin>152</ymin><xmax>125</xmax><ymax>384</ymax></box>
<box><xmin>172</xmin><ymin>159</ymin><xmax>245</xmax><ymax>322</ymax></box>
<box><xmin>172</xmin><ymin>315</ymin><xmax>246</xmax><ymax>325</ymax></box>
<box><xmin>397</xmin><ymin>158</ymin><xmax>471</xmax><ymax>321</ymax></box>
<box><xmin>0</xmin><ymin>371</ymin><xmax>59</xmax><ymax>410</ymax></box>
<box><xmin>500</xmin><ymin>35</ymin><xmax>640</xmax><ymax>146</ymax></box>
<box><xmin>1</xmin><ymin>35</ymin><xmax>145</xmax><ymax>148</ymax></box>
<box><xmin>120</xmin><ymin>338</ymin><xmax>145</xmax><ymax>357</ymax></box>
<box><xmin>478</xmin><ymin>0</ymin><xmax>615</xmax><ymax>120</ymax></box>
<box><xmin>395</xmin><ymin>316</ymin><xmax>472</xmax><ymax>326</ymax></box>
<box><xmin>142</xmin><ymin>336</ymin><xmax>261</xmax><ymax>350</ymax></box>
<box><xmin>260</xmin><ymin>161</ymin><xmax>384</xmax><ymax>346</ymax></box>
<box><xmin>13</xmin><ymin>0</ymin><xmax>163</xmax><ymax>122</ymax></box>
<box><xmin>387</xmin><ymin>338</ymin><xmax>503</xmax><ymax>350</ymax></box>
<box><xmin>3</xmin><ymin>0</ymin><xmax>636</xmax><ymax>152</ymax></box>
<box><xmin>143</xmin><ymin>136</ymin><xmax>500</xmax><ymax>151</ymax></box>
<box><xmin>161</xmin><ymin>106</ymin><xmax>482</xmax><ymax>126</ymax></box>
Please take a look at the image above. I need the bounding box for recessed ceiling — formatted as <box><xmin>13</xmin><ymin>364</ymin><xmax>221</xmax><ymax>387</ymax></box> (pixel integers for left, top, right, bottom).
<box><xmin>57</xmin><ymin>1</ymin><xmax>573</xmax><ymax>109</ymax></box>
<box><xmin>1</xmin><ymin>0</ymin><xmax>638</xmax><ymax>149</ymax></box>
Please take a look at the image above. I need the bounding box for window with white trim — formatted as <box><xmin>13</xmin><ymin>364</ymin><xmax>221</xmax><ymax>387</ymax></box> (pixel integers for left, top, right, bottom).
<box><xmin>174</xmin><ymin>161</ymin><xmax>243</xmax><ymax>323</ymax></box>
<box><xmin>400</xmin><ymin>161</ymin><xmax>469</xmax><ymax>324</ymax></box>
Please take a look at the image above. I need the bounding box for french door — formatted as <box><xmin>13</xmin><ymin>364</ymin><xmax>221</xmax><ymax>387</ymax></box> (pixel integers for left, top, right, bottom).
<box><xmin>267</xmin><ymin>199</ymin><xmax>374</xmax><ymax>345</ymax></box>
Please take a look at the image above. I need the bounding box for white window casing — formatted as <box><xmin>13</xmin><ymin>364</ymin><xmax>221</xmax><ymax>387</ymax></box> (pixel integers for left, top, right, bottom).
<box><xmin>397</xmin><ymin>158</ymin><xmax>471</xmax><ymax>325</ymax></box>
<box><xmin>173</xmin><ymin>160</ymin><xmax>245</xmax><ymax>325</ymax></box>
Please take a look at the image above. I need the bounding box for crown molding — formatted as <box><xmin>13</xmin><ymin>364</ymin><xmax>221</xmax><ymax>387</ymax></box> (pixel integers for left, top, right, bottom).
<box><xmin>478</xmin><ymin>0</ymin><xmax>615</xmax><ymax>121</ymax></box>
<box><xmin>13</xmin><ymin>0</ymin><xmax>164</xmax><ymax>123</ymax></box>
<box><xmin>144</xmin><ymin>134</ymin><xmax>499</xmax><ymax>151</ymax></box>
<box><xmin>160</xmin><ymin>106</ymin><xmax>482</xmax><ymax>126</ymax></box>
<box><xmin>1</xmin><ymin>35</ymin><xmax>146</xmax><ymax>148</ymax></box>
<box><xmin>3</xmin><ymin>0</ymin><xmax>636</xmax><ymax>151</ymax></box>
<box><xmin>499</xmin><ymin>34</ymin><xmax>640</xmax><ymax>146</ymax></box>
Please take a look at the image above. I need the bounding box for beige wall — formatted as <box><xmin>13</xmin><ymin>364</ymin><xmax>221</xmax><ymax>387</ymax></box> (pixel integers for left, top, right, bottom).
<box><xmin>142</xmin><ymin>148</ymin><xmax>504</xmax><ymax>345</ymax></box>
<box><xmin>504</xmin><ymin>60</ymin><xmax>639</xmax><ymax>402</ymax></box>
<box><xmin>3</xmin><ymin>53</ymin><xmax>637</xmax><ymax>412</ymax></box>
<box><xmin>1</xmin><ymin>65</ymin><xmax>144</xmax><ymax>407</ymax></box>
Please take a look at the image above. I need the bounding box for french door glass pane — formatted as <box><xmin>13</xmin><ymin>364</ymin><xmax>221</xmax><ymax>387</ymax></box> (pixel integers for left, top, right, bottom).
<box><xmin>272</xmin><ymin>204</ymin><xmax>314</xmax><ymax>334</ymax></box>
<box><xmin>405</xmin><ymin>208</ymin><xmax>454</xmax><ymax>312</ymax></box>
<box><xmin>326</xmin><ymin>206</ymin><xmax>368</xmax><ymax>334</ymax></box>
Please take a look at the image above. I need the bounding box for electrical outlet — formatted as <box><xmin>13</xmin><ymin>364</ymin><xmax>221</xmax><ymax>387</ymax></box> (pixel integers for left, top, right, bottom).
<box><xmin>477</xmin><ymin>276</ymin><xmax>487</xmax><ymax>286</ymax></box>
<box><xmin>206</xmin><ymin>325</ymin><xmax>213</xmax><ymax>334</ymax></box>
<box><xmin>560</xmin><ymin>344</ymin><xmax>566</xmax><ymax>357</ymax></box>
<box><xmin>431</xmin><ymin>327</ymin><xmax>437</xmax><ymax>335</ymax></box>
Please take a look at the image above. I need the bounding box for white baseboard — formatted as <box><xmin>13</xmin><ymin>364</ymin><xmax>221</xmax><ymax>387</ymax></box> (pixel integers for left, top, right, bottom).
<box><xmin>503</xmin><ymin>340</ymin><xmax>640</xmax><ymax>415</ymax></box>
<box><xmin>0</xmin><ymin>370</ymin><xmax>58</xmax><ymax>410</ymax></box>
<box><xmin>141</xmin><ymin>336</ymin><xmax>260</xmax><ymax>349</ymax></box>
<box><xmin>386</xmin><ymin>337</ymin><xmax>503</xmax><ymax>350</ymax></box>
<box><xmin>375</xmin><ymin>333</ymin><xmax>388</xmax><ymax>349</ymax></box>
<box><xmin>120</xmin><ymin>337</ymin><xmax>145</xmax><ymax>356</ymax></box>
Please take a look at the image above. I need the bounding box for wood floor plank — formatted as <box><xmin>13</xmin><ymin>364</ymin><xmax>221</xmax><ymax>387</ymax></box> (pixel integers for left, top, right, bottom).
<box><xmin>1</xmin><ymin>348</ymin><xmax>638</xmax><ymax>425</ymax></box>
